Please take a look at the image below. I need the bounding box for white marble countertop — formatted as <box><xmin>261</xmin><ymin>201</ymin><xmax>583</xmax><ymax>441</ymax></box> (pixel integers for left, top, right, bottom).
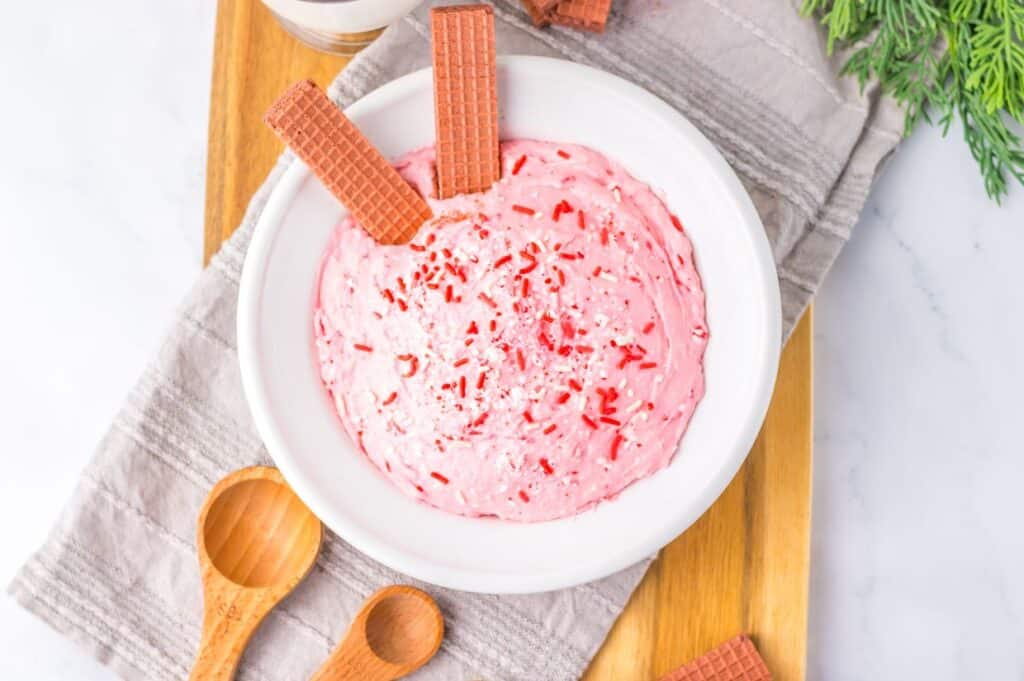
<box><xmin>1</xmin><ymin>2</ymin><xmax>1021</xmax><ymax>679</ymax></box>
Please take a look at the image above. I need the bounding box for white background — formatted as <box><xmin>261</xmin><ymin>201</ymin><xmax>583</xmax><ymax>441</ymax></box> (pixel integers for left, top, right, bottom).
<box><xmin>0</xmin><ymin>2</ymin><xmax>1021</xmax><ymax>679</ymax></box>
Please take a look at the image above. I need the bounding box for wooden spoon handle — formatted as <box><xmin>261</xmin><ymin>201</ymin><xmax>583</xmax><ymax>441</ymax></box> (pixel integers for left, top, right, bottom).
<box><xmin>188</xmin><ymin>582</ymin><xmax>272</xmax><ymax>681</ymax></box>
<box><xmin>308</xmin><ymin>629</ymin><xmax>395</xmax><ymax>681</ymax></box>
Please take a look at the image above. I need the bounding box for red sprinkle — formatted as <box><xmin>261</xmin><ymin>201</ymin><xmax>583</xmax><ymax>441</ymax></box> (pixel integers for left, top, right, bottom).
<box><xmin>600</xmin><ymin>228</ymin><xmax>609</xmax><ymax>246</ymax></box>
<box><xmin>459</xmin><ymin>375</ymin><xmax>467</xmax><ymax>398</ymax></box>
<box><xmin>512</xmin><ymin>155</ymin><xmax>527</xmax><ymax>175</ymax></box>
<box><xmin>472</xmin><ymin>412</ymin><xmax>489</xmax><ymax>427</ymax></box>
<box><xmin>454</xmin><ymin>358</ymin><xmax>470</xmax><ymax>368</ymax></box>
<box><xmin>494</xmin><ymin>254</ymin><xmax>513</xmax><ymax>268</ymax></box>
<box><xmin>397</xmin><ymin>354</ymin><xmax>419</xmax><ymax>377</ymax></box>
<box><xmin>397</xmin><ymin>277</ymin><xmax>407</xmax><ymax>293</ymax></box>
<box><xmin>476</xmin><ymin>372</ymin><xmax>486</xmax><ymax>389</ymax></box>
<box><xmin>512</xmin><ymin>204</ymin><xmax>536</xmax><ymax>216</ymax></box>
<box><xmin>479</xmin><ymin>293</ymin><xmax>498</xmax><ymax>308</ymax></box>
<box><xmin>467</xmin><ymin>320</ymin><xmax>479</xmax><ymax>334</ymax></box>
<box><xmin>600</xmin><ymin>416</ymin><xmax>622</xmax><ymax>426</ymax></box>
<box><xmin>558</xmin><ymin>252</ymin><xmax>578</xmax><ymax>261</ymax></box>
<box><xmin>539</xmin><ymin>458</ymin><xmax>554</xmax><ymax>475</ymax></box>
<box><xmin>445</xmin><ymin>285</ymin><xmax>453</xmax><ymax>303</ymax></box>
<box><xmin>581</xmin><ymin>414</ymin><xmax>598</xmax><ymax>429</ymax></box>
<box><xmin>557</xmin><ymin>345</ymin><xmax>572</xmax><ymax>356</ymax></box>
<box><xmin>577</xmin><ymin>210</ymin><xmax>585</xmax><ymax>230</ymax></box>
<box><xmin>642</xmin><ymin>321</ymin><xmax>656</xmax><ymax>334</ymax></box>
<box><xmin>557</xmin><ymin>149</ymin><xmax>571</xmax><ymax>159</ymax></box>
<box><xmin>409</xmin><ymin>243</ymin><xmax>426</xmax><ymax>252</ymax></box>
<box><xmin>576</xmin><ymin>345</ymin><xmax>594</xmax><ymax>353</ymax></box>
<box><xmin>556</xmin><ymin>392</ymin><xmax>571</xmax><ymax>404</ymax></box>
<box><xmin>521</xmin><ymin>278</ymin><xmax>530</xmax><ymax>297</ymax></box>
<box><xmin>561</xmin><ymin>320</ymin><xmax>575</xmax><ymax>338</ymax></box>
<box><xmin>489</xmin><ymin>319</ymin><xmax>497</xmax><ymax>332</ymax></box>
<box><xmin>523</xmin><ymin>409</ymin><xmax>534</xmax><ymax>423</ymax></box>
<box><xmin>353</xmin><ymin>343</ymin><xmax>373</xmax><ymax>352</ymax></box>
<box><xmin>518</xmin><ymin>490</ymin><xmax>530</xmax><ymax>502</ymax></box>
<box><xmin>552</xmin><ymin>199</ymin><xmax>573</xmax><ymax>221</ymax></box>
<box><xmin>442</xmin><ymin>248</ymin><xmax>453</xmax><ymax>258</ymax></box>
<box><xmin>397</xmin><ymin>299</ymin><xmax>408</xmax><ymax>312</ymax></box>
<box><xmin>538</xmin><ymin>332</ymin><xmax>555</xmax><ymax>351</ymax></box>
<box><xmin>426</xmin><ymin>233</ymin><xmax>436</xmax><ymax>246</ymax></box>
<box><xmin>639</xmin><ymin>362</ymin><xmax>658</xmax><ymax>370</ymax></box>
<box><xmin>516</xmin><ymin>348</ymin><xmax>526</xmax><ymax>370</ymax></box>
<box><xmin>568</xmin><ymin>379</ymin><xmax>583</xmax><ymax>392</ymax></box>
<box><xmin>444</xmin><ymin>262</ymin><xmax>458</xmax><ymax>276</ymax></box>
<box><xmin>610</xmin><ymin>434</ymin><xmax>624</xmax><ymax>461</ymax></box>
<box><xmin>382</xmin><ymin>392</ymin><xmax>397</xmax><ymax>406</ymax></box>
<box><xmin>543</xmin><ymin>424</ymin><xmax>557</xmax><ymax>435</ymax></box>
<box><xmin>431</xmin><ymin>472</ymin><xmax>450</xmax><ymax>484</ymax></box>
<box><xmin>618</xmin><ymin>354</ymin><xmax>643</xmax><ymax>369</ymax></box>
<box><xmin>670</xmin><ymin>214</ymin><xmax>685</xmax><ymax>233</ymax></box>
<box><xmin>382</xmin><ymin>288</ymin><xmax>395</xmax><ymax>303</ymax></box>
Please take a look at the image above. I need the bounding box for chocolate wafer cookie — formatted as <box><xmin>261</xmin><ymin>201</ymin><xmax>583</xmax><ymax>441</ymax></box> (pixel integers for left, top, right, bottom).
<box><xmin>431</xmin><ymin>4</ymin><xmax>501</xmax><ymax>199</ymax></box>
<box><xmin>264</xmin><ymin>80</ymin><xmax>432</xmax><ymax>245</ymax></box>
<box><xmin>660</xmin><ymin>636</ymin><xmax>772</xmax><ymax>681</ymax></box>
<box><xmin>551</xmin><ymin>0</ymin><xmax>612</xmax><ymax>33</ymax></box>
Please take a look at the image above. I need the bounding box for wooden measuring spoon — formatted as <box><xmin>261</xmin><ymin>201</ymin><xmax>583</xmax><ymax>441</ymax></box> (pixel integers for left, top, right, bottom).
<box><xmin>309</xmin><ymin>585</ymin><xmax>444</xmax><ymax>680</ymax></box>
<box><xmin>190</xmin><ymin>466</ymin><xmax>323</xmax><ymax>681</ymax></box>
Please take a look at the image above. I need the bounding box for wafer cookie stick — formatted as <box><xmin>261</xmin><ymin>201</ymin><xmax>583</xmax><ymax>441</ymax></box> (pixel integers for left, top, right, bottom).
<box><xmin>431</xmin><ymin>5</ymin><xmax>501</xmax><ymax>199</ymax></box>
<box><xmin>522</xmin><ymin>0</ymin><xmax>557</xmax><ymax>26</ymax></box>
<box><xmin>659</xmin><ymin>635</ymin><xmax>772</xmax><ymax>681</ymax></box>
<box><xmin>551</xmin><ymin>0</ymin><xmax>612</xmax><ymax>33</ymax></box>
<box><xmin>264</xmin><ymin>80</ymin><xmax>432</xmax><ymax>245</ymax></box>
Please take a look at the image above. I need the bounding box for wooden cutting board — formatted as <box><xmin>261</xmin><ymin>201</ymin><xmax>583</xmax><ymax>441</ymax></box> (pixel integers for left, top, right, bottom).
<box><xmin>203</xmin><ymin>2</ymin><xmax>813</xmax><ymax>679</ymax></box>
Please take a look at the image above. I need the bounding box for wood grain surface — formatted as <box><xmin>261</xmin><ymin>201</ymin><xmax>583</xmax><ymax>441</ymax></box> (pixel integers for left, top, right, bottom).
<box><xmin>191</xmin><ymin>466</ymin><xmax>322</xmax><ymax>680</ymax></box>
<box><xmin>309</xmin><ymin>585</ymin><xmax>444</xmax><ymax>681</ymax></box>
<box><xmin>202</xmin><ymin>2</ymin><xmax>813</xmax><ymax>679</ymax></box>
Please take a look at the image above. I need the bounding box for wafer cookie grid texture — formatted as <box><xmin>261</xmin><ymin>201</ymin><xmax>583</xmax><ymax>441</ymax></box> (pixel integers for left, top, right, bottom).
<box><xmin>522</xmin><ymin>0</ymin><xmax>612</xmax><ymax>32</ymax></box>
<box><xmin>431</xmin><ymin>5</ymin><xmax>501</xmax><ymax>199</ymax></box>
<box><xmin>265</xmin><ymin>80</ymin><xmax>431</xmax><ymax>245</ymax></box>
<box><xmin>551</xmin><ymin>0</ymin><xmax>612</xmax><ymax>32</ymax></box>
<box><xmin>660</xmin><ymin>636</ymin><xmax>772</xmax><ymax>681</ymax></box>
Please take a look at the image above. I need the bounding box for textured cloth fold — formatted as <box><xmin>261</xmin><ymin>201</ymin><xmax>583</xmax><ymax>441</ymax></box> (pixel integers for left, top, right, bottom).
<box><xmin>10</xmin><ymin>2</ymin><xmax>903</xmax><ymax>679</ymax></box>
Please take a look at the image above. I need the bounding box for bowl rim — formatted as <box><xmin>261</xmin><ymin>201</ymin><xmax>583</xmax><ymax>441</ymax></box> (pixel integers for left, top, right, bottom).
<box><xmin>238</xmin><ymin>55</ymin><xmax>781</xmax><ymax>593</ymax></box>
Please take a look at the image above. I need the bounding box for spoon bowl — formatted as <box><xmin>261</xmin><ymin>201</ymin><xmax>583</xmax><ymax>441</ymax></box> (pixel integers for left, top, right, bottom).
<box><xmin>310</xmin><ymin>585</ymin><xmax>444</xmax><ymax>680</ymax></box>
<box><xmin>190</xmin><ymin>466</ymin><xmax>323</xmax><ymax>680</ymax></box>
<box><xmin>201</xmin><ymin>475</ymin><xmax>321</xmax><ymax>587</ymax></box>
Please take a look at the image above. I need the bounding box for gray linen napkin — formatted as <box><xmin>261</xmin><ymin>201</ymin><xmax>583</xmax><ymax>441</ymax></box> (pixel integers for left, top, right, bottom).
<box><xmin>10</xmin><ymin>2</ymin><xmax>904</xmax><ymax>679</ymax></box>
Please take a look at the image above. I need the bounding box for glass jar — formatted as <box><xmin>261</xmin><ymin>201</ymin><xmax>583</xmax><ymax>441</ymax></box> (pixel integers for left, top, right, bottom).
<box><xmin>263</xmin><ymin>0</ymin><xmax>426</xmax><ymax>56</ymax></box>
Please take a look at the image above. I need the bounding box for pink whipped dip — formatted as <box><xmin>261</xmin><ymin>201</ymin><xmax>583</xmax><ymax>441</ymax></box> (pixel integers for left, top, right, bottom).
<box><xmin>314</xmin><ymin>140</ymin><xmax>708</xmax><ymax>522</ymax></box>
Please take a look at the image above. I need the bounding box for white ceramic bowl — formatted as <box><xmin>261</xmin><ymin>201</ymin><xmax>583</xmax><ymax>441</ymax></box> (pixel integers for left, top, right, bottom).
<box><xmin>238</xmin><ymin>56</ymin><xmax>780</xmax><ymax>594</ymax></box>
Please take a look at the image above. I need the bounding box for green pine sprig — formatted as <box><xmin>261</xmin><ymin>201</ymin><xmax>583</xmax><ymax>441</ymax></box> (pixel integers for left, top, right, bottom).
<box><xmin>801</xmin><ymin>0</ymin><xmax>1024</xmax><ymax>203</ymax></box>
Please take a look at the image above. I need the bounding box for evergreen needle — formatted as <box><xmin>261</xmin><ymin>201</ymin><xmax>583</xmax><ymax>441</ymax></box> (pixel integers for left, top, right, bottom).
<box><xmin>801</xmin><ymin>0</ymin><xmax>1024</xmax><ymax>203</ymax></box>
